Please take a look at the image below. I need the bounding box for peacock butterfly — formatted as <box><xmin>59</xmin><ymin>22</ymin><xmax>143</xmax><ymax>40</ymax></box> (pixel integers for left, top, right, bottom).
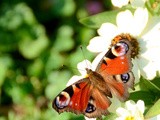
<box><xmin>52</xmin><ymin>38</ymin><xmax>135</xmax><ymax>119</ymax></box>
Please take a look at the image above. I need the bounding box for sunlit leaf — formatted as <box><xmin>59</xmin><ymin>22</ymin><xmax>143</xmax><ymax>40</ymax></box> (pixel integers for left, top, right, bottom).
<box><xmin>79</xmin><ymin>7</ymin><xmax>134</xmax><ymax>28</ymax></box>
<box><xmin>146</xmin><ymin>0</ymin><xmax>160</xmax><ymax>15</ymax></box>
<box><xmin>139</xmin><ymin>78</ymin><xmax>160</xmax><ymax>94</ymax></box>
<box><xmin>19</xmin><ymin>25</ymin><xmax>49</xmax><ymax>59</ymax></box>
<box><xmin>145</xmin><ymin>99</ymin><xmax>160</xmax><ymax>119</ymax></box>
<box><xmin>27</xmin><ymin>58</ymin><xmax>44</xmax><ymax>76</ymax></box>
<box><xmin>45</xmin><ymin>70</ymin><xmax>72</xmax><ymax>99</ymax></box>
<box><xmin>45</xmin><ymin>50</ymin><xmax>65</xmax><ymax>73</ymax></box>
<box><xmin>103</xmin><ymin>113</ymin><xmax>117</xmax><ymax>120</ymax></box>
<box><xmin>54</xmin><ymin>25</ymin><xmax>74</xmax><ymax>52</ymax></box>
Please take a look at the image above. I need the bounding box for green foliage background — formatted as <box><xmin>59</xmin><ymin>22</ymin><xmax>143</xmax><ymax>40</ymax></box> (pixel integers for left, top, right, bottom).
<box><xmin>0</xmin><ymin>0</ymin><xmax>112</xmax><ymax>120</ymax></box>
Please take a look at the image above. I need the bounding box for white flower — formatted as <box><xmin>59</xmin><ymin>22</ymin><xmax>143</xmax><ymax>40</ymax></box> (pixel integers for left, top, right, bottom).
<box><xmin>111</xmin><ymin>0</ymin><xmax>147</xmax><ymax>8</ymax></box>
<box><xmin>87</xmin><ymin>8</ymin><xmax>160</xmax><ymax>82</ymax></box>
<box><xmin>116</xmin><ymin>100</ymin><xmax>145</xmax><ymax>120</ymax></box>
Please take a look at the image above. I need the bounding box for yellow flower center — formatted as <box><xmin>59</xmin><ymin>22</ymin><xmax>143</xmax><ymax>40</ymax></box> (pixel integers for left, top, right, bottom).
<box><xmin>111</xmin><ymin>33</ymin><xmax>139</xmax><ymax>59</ymax></box>
<box><xmin>125</xmin><ymin>116</ymin><xmax>135</xmax><ymax>120</ymax></box>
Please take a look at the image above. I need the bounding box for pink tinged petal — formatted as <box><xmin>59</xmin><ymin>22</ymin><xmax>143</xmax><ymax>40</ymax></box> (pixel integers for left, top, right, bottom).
<box><xmin>66</xmin><ymin>75</ymin><xmax>83</xmax><ymax>86</ymax></box>
<box><xmin>132</xmin><ymin>59</ymin><xmax>141</xmax><ymax>83</ymax></box>
<box><xmin>98</xmin><ymin>23</ymin><xmax>118</xmax><ymax>38</ymax></box>
<box><xmin>132</xmin><ymin>8</ymin><xmax>148</xmax><ymax>36</ymax></box>
<box><xmin>111</xmin><ymin>0</ymin><xmax>129</xmax><ymax>8</ymax></box>
<box><xmin>87</xmin><ymin>36</ymin><xmax>110</xmax><ymax>52</ymax></box>
<box><xmin>116</xmin><ymin>10</ymin><xmax>134</xmax><ymax>34</ymax></box>
<box><xmin>77</xmin><ymin>60</ymin><xmax>92</xmax><ymax>75</ymax></box>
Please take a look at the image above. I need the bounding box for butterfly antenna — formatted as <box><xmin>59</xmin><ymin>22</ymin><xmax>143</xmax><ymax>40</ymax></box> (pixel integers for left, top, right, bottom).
<box><xmin>60</xmin><ymin>64</ymin><xmax>85</xmax><ymax>73</ymax></box>
<box><xmin>80</xmin><ymin>45</ymin><xmax>92</xmax><ymax>69</ymax></box>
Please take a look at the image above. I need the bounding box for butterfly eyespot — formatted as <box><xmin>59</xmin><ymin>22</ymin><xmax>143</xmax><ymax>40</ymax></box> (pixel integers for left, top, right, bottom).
<box><xmin>112</xmin><ymin>41</ymin><xmax>129</xmax><ymax>56</ymax></box>
<box><xmin>55</xmin><ymin>92</ymin><xmax>70</xmax><ymax>109</ymax></box>
<box><xmin>85</xmin><ymin>98</ymin><xmax>96</xmax><ymax>113</ymax></box>
<box><xmin>121</xmin><ymin>73</ymin><xmax>130</xmax><ymax>83</ymax></box>
<box><xmin>85</xmin><ymin>102</ymin><xmax>96</xmax><ymax>113</ymax></box>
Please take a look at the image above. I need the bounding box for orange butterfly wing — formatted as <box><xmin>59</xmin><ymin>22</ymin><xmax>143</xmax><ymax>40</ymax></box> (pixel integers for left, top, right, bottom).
<box><xmin>96</xmin><ymin>40</ymin><xmax>134</xmax><ymax>101</ymax></box>
<box><xmin>53</xmin><ymin>79</ymin><xmax>91</xmax><ymax>114</ymax></box>
<box><xmin>52</xmin><ymin>39</ymin><xmax>135</xmax><ymax>119</ymax></box>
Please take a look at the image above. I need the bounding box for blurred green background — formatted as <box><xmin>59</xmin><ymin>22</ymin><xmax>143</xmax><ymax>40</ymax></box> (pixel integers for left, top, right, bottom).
<box><xmin>0</xmin><ymin>0</ymin><xmax>112</xmax><ymax>120</ymax></box>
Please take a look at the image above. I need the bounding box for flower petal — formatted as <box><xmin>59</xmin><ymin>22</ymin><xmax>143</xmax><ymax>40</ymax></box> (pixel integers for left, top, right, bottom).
<box><xmin>91</xmin><ymin>50</ymin><xmax>108</xmax><ymax>70</ymax></box>
<box><xmin>77</xmin><ymin>60</ymin><xmax>92</xmax><ymax>75</ymax></box>
<box><xmin>116</xmin><ymin>10</ymin><xmax>134</xmax><ymax>34</ymax></box>
<box><xmin>141</xmin><ymin>16</ymin><xmax>160</xmax><ymax>47</ymax></box>
<box><xmin>132</xmin><ymin>8</ymin><xmax>148</xmax><ymax>36</ymax></box>
<box><xmin>87</xmin><ymin>36</ymin><xmax>110</xmax><ymax>52</ymax></box>
<box><xmin>132</xmin><ymin>59</ymin><xmax>141</xmax><ymax>83</ymax></box>
<box><xmin>136</xmin><ymin>56</ymin><xmax>157</xmax><ymax>80</ymax></box>
<box><xmin>66</xmin><ymin>75</ymin><xmax>83</xmax><ymax>86</ymax></box>
<box><xmin>125</xmin><ymin>100</ymin><xmax>136</xmax><ymax>111</ymax></box>
<box><xmin>98</xmin><ymin>23</ymin><xmax>118</xmax><ymax>38</ymax></box>
<box><xmin>136</xmin><ymin>100</ymin><xmax>145</xmax><ymax>114</ymax></box>
<box><xmin>84</xmin><ymin>116</ymin><xmax>96</xmax><ymax>120</ymax></box>
<box><xmin>116</xmin><ymin>107</ymin><xmax>131</xmax><ymax>117</ymax></box>
<box><xmin>111</xmin><ymin>0</ymin><xmax>129</xmax><ymax>8</ymax></box>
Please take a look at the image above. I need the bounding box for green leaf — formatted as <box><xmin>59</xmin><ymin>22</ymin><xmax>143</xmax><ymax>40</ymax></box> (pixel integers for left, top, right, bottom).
<box><xmin>45</xmin><ymin>70</ymin><xmax>72</xmax><ymax>99</ymax></box>
<box><xmin>152</xmin><ymin>77</ymin><xmax>160</xmax><ymax>89</ymax></box>
<box><xmin>79</xmin><ymin>7</ymin><xmax>134</xmax><ymax>29</ymax></box>
<box><xmin>54</xmin><ymin>25</ymin><xmax>74</xmax><ymax>52</ymax></box>
<box><xmin>45</xmin><ymin>50</ymin><xmax>65</xmax><ymax>73</ymax></box>
<box><xmin>103</xmin><ymin>113</ymin><xmax>117</xmax><ymax>120</ymax></box>
<box><xmin>19</xmin><ymin>25</ymin><xmax>49</xmax><ymax>59</ymax></box>
<box><xmin>146</xmin><ymin>0</ymin><xmax>160</xmax><ymax>15</ymax></box>
<box><xmin>27</xmin><ymin>58</ymin><xmax>44</xmax><ymax>76</ymax></box>
<box><xmin>130</xmin><ymin>91</ymin><xmax>156</xmax><ymax>105</ymax></box>
<box><xmin>79</xmin><ymin>10</ymin><xmax>118</xmax><ymax>29</ymax></box>
<box><xmin>0</xmin><ymin>56</ymin><xmax>12</xmax><ymax>86</ymax></box>
<box><xmin>139</xmin><ymin>78</ymin><xmax>160</xmax><ymax>94</ymax></box>
<box><xmin>145</xmin><ymin>99</ymin><xmax>160</xmax><ymax>119</ymax></box>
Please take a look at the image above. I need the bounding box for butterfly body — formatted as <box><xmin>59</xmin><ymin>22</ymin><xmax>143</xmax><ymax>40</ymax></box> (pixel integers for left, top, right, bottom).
<box><xmin>52</xmin><ymin>39</ymin><xmax>135</xmax><ymax>118</ymax></box>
